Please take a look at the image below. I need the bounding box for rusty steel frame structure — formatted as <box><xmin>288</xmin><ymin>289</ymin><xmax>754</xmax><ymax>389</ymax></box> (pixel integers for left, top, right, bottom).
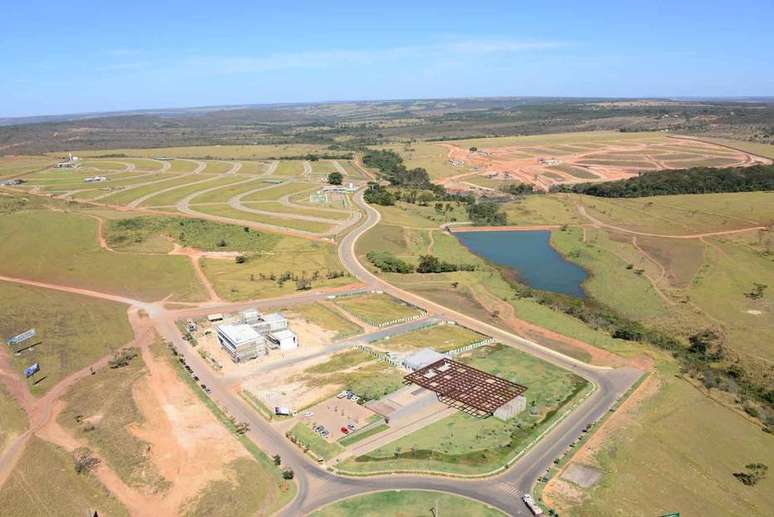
<box><xmin>403</xmin><ymin>358</ymin><xmax>527</xmax><ymax>418</ymax></box>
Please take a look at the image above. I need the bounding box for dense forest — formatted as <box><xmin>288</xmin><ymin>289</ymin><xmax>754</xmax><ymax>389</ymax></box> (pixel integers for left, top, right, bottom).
<box><xmin>554</xmin><ymin>164</ymin><xmax>774</xmax><ymax>197</ymax></box>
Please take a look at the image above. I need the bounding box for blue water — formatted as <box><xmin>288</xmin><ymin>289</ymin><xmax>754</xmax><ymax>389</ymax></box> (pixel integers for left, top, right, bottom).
<box><xmin>456</xmin><ymin>230</ymin><xmax>588</xmax><ymax>298</ymax></box>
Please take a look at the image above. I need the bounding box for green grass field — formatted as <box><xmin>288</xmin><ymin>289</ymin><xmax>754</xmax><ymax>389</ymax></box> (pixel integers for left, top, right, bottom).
<box><xmin>242</xmin><ymin>200</ymin><xmax>351</xmax><ymax>221</ymax></box>
<box><xmin>288</xmin><ymin>302</ymin><xmax>363</xmax><ymax>339</ymax></box>
<box><xmin>274</xmin><ymin>161</ymin><xmax>305</xmax><ymax>177</ymax></box>
<box><xmin>340</xmin><ymin>344</ymin><xmax>588</xmax><ymax>475</ymax></box>
<box><xmin>99</xmin><ymin>174</ymin><xmax>206</xmax><ymax>205</ymax></box>
<box><xmin>0</xmin><ymin>155</ymin><xmax>56</xmax><ymax>177</ymax></box>
<box><xmin>570</xmin><ymin>369</ymin><xmax>774</xmax><ymax>517</ymax></box>
<box><xmin>106</xmin><ymin>215</ymin><xmax>282</xmax><ymax>253</ymax></box>
<box><xmin>334</xmin><ymin>293</ymin><xmax>424</xmax><ymax>326</ymax></box>
<box><xmin>312</xmin><ymin>490</ymin><xmax>505</xmax><ymax>517</ymax></box>
<box><xmin>0</xmin><ymin>436</ymin><xmax>129</xmax><ymax>516</ymax></box>
<box><xmin>239</xmin><ymin>181</ymin><xmax>314</xmax><ymax>202</ymax></box>
<box><xmin>190</xmin><ymin>203</ymin><xmax>335</xmax><ymax>233</ymax></box>
<box><xmin>73</xmin><ymin>144</ymin><xmax>334</xmax><ymax>160</ymax></box>
<box><xmin>201</xmin><ymin>237</ymin><xmax>352</xmax><ymax>301</ymax></box>
<box><xmin>0</xmin><ymin>282</ymin><xmax>134</xmax><ymax>395</ymax></box>
<box><xmin>0</xmin><ymin>209</ymin><xmax>206</xmax><ymax>302</ymax></box>
<box><xmin>374</xmin><ymin>323</ymin><xmax>486</xmax><ymax>352</ymax></box>
<box><xmin>287</xmin><ymin>422</ymin><xmax>344</xmax><ymax>460</ymax></box>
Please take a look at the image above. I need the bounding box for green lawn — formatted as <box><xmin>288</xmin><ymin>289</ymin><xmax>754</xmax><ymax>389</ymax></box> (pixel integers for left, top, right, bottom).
<box><xmin>289</xmin><ymin>302</ymin><xmax>363</xmax><ymax>339</ymax></box>
<box><xmin>374</xmin><ymin>323</ymin><xmax>486</xmax><ymax>352</ymax></box>
<box><xmin>239</xmin><ymin>181</ymin><xmax>317</xmax><ymax>202</ymax></box>
<box><xmin>243</xmin><ymin>200</ymin><xmax>352</xmax><ymax>221</ymax></box>
<box><xmin>339</xmin><ymin>344</ymin><xmax>589</xmax><ymax>475</ymax></box>
<box><xmin>312</xmin><ymin>490</ymin><xmax>505</xmax><ymax>517</ymax></box>
<box><xmin>0</xmin><ymin>436</ymin><xmax>129</xmax><ymax>516</ymax></box>
<box><xmin>0</xmin><ymin>282</ymin><xmax>134</xmax><ymax>395</ymax></box>
<box><xmin>287</xmin><ymin>422</ymin><xmax>344</xmax><ymax>461</ymax></box>
<box><xmin>0</xmin><ymin>209</ymin><xmax>206</xmax><ymax>302</ymax></box>
<box><xmin>334</xmin><ymin>293</ymin><xmax>424</xmax><ymax>326</ymax></box>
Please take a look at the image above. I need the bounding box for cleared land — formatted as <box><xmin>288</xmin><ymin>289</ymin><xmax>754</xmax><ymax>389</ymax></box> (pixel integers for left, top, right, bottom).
<box><xmin>287</xmin><ymin>302</ymin><xmax>363</xmax><ymax>339</ymax></box>
<box><xmin>389</xmin><ymin>132</ymin><xmax>770</xmax><ymax>191</ymax></box>
<box><xmin>312</xmin><ymin>490</ymin><xmax>506</xmax><ymax>516</ymax></box>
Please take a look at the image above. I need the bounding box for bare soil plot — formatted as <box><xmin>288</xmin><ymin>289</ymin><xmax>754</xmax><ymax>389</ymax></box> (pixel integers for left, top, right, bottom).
<box><xmin>438</xmin><ymin>133</ymin><xmax>770</xmax><ymax>190</ymax></box>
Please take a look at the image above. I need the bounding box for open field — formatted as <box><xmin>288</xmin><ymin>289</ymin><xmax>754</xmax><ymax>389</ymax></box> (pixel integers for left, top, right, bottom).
<box><xmin>0</xmin><ymin>155</ymin><xmax>57</xmax><ymax>177</ymax></box>
<box><xmin>371</xmin><ymin>322</ymin><xmax>487</xmax><ymax>353</ymax></box>
<box><xmin>0</xmin><ymin>282</ymin><xmax>134</xmax><ymax>395</ymax></box>
<box><xmin>0</xmin><ymin>209</ymin><xmax>206</xmax><ymax>302</ymax></box>
<box><xmin>334</xmin><ymin>293</ymin><xmax>424</xmax><ymax>326</ymax></box>
<box><xmin>72</xmin><ymin>144</ymin><xmax>337</xmax><ymax>160</ymax></box>
<box><xmin>548</xmin><ymin>368</ymin><xmax>774</xmax><ymax>517</ymax></box>
<box><xmin>287</xmin><ymin>302</ymin><xmax>363</xmax><ymax>339</ymax></box>
<box><xmin>0</xmin><ymin>385</ymin><xmax>27</xmax><ymax>455</ymax></box>
<box><xmin>240</xmin><ymin>181</ymin><xmax>316</xmax><ymax>202</ymax></box>
<box><xmin>312</xmin><ymin>490</ymin><xmax>506</xmax><ymax>516</ymax></box>
<box><xmin>190</xmin><ymin>203</ymin><xmax>335</xmax><ymax>233</ymax></box>
<box><xmin>340</xmin><ymin>344</ymin><xmax>588</xmax><ymax>475</ymax></box>
<box><xmin>201</xmin><ymin>238</ymin><xmax>352</xmax><ymax>301</ymax></box>
<box><xmin>0</xmin><ymin>436</ymin><xmax>129</xmax><ymax>516</ymax></box>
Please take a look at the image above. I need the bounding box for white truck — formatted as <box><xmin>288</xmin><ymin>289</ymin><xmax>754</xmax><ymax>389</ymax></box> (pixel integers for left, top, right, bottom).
<box><xmin>522</xmin><ymin>494</ymin><xmax>543</xmax><ymax>516</ymax></box>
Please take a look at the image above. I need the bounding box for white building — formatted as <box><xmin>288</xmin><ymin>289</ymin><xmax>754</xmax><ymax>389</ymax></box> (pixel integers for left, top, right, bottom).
<box><xmin>216</xmin><ymin>324</ymin><xmax>266</xmax><ymax>362</ymax></box>
<box><xmin>84</xmin><ymin>176</ymin><xmax>107</xmax><ymax>183</ymax></box>
<box><xmin>402</xmin><ymin>348</ymin><xmax>446</xmax><ymax>371</ymax></box>
<box><xmin>267</xmin><ymin>329</ymin><xmax>298</xmax><ymax>351</ymax></box>
<box><xmin>494</xmin><ymin>395</ymin><xmax>527</xmax><ymax>421</ymax></box>
<box><xmin>56</xmin><ymin>152</ymin><xmax>80</xmax><ymax>168</ymax></box>
<box><xmin>240</xmin><ymin>309</ymin><xmax>261</xmax><ymax>325</ymax></box>
<box><xmin>260</xmin><ymin>313</ymin><xmax>288</xmax><ymax>332</ymax></box>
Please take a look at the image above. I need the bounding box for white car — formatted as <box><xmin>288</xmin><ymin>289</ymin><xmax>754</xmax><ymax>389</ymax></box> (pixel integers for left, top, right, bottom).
<box><xmin>303</xmin><ymin>411</ymin><xmax>314</xmax><ymax>417</ymax></box>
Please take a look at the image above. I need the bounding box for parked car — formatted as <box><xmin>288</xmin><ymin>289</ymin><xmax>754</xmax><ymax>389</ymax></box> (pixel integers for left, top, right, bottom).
<box><xmin>336</xmin><ymin>391</ymin><xmax>347</xmax><ymax>399</ymax></box>
<box><xmin>303</xmin><ymin>411</ymin><xmax>314</xmax><ymax>417</ymax></box>
<box><xmin>340</xmin><ymin>426</ymin><xmax>349</xmax><ymax>434</ymax></box>
<box><xmin>347</xmin><ymin>423</ymin><xmax>356</xmax><ymax>431</ymax></box>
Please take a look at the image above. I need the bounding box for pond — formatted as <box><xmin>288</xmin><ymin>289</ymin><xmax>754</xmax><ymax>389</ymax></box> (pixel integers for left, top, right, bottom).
<box><xmin>455</xmin><ymin>230</ymin><xmax>588</xmax><ymax>298</ymax></box>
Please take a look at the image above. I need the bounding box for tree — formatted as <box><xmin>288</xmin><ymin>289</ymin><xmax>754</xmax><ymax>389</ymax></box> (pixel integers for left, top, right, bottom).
<box><xmin>466</xmin><ymin>201</ymin><xmax>507</xmax><ymax>226</ymax></box>
<box><xmin>733</xmin><ymin>463</ymin><xmax>768</xmax><ymax>485</ymax></box>
<box><xmin>234</xmin><ymin>421</ymin><xmax>250</xmax><ymax>434</ymax></box>
<box><xmin>282</xmin><ymin>468</ymin><xmax>295</xmax><ymax>480</ymax></box>
<box><xmin>328</xmin><ymin>171</ymin><xmax>343</xmax><ymax>185</ymax></box>
<box><xmin>273</xmin><ymin>454</ymin><xmax>282</xmax><ymax>466</ymax></box>
<box><xmin>296</xmin><ymin>277</ymin><xmax>312</xmax><ymax>290</ymax></box>
<box><xmin>469</xmin><ymin>146</ymin><xmax>478</xmax><ymax>152</ymax></box>
<box><xmin>73</xmin><ymin>448</ymin><xmax>100</xmax><ymax>474</ymax></box>
<box><xmin>745</xmin><ymin>283</ymin><xmax>767</xmax><ymax>300</ymax></box>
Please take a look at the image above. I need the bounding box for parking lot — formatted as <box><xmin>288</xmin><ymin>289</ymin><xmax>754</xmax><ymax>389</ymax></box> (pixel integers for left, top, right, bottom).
<box><xmin>297</xmin><ymin>392</ymin><xmax>377</xmax><ymax>442</ymax></box>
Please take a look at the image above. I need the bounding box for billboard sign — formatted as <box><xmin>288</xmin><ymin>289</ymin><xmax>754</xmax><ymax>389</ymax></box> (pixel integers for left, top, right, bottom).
<box><xmin>24</xmin><ymin>363</ymin><xmax>40</xmax><ymax>378</ymax></box>
<box><xmin>8</xmin><ymin>328</ymin><xmax>36</xmax><ymax>346</ymax></box>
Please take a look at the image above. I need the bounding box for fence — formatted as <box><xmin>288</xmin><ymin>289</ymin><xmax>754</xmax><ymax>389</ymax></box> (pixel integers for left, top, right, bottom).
<box><xmin>371</xmin><ymin>311</ymin><xmax>427</xmax><ymax>328</ymax></box>
<box><xmin>355</xmin><ymin>344</ymin><xmax>405</xmax><ymax>370</ymax></box>
<box><xmin>445</xmin><ymin>337</ymin><xmax>496</xmax><ymax>357</ymax></box>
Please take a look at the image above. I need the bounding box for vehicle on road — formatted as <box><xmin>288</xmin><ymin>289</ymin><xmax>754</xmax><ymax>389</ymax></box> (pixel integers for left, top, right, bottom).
<box><xmin>522</xmin><ymin>494</ymin><xmax>543</xmax><ymax>516</ymax></box>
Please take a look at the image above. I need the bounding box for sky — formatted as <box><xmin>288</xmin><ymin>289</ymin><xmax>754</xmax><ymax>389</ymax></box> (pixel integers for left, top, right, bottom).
<box><xmin>1</xmin><ymin>0</ymin><xmax>773</xmax><ymax>117</ymax></box>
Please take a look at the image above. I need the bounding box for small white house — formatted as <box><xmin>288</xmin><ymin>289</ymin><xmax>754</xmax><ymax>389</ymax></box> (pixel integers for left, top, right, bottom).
<box><xmin>240</xmin><ymin>309</ymin><xmax>261</xmax><ymax>325</ymax></box>
<box><xmin>261</xmin><ymin>313</ymin><xmax>288</xmax><ymax>332</ymax></box>
<box><xmin>268</xmin><ymin>329</ymin><xmax>298</xmax><ymax>351</ymax></box>
<box><xmin>403</xmin><ymin>348</ymin><xmax>446</xmax><ymax>371</ymax></box>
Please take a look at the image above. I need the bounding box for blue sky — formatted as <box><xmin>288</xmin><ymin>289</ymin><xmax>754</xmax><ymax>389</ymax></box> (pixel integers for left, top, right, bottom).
<box><xmin>2</xmin><ymin>1</ymin><xmax>772</xmax><ymax>117</ymax></box>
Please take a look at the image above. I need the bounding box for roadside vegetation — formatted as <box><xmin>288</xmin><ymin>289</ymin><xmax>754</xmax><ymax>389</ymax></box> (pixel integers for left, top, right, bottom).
<box><xmin>312</xmin><ymin>490</ymin><xmax>505</xmax><ymax>517</ymax></box>
<box><xmin>334</xmin><ymin>293</ymin><xmax>424</xmax><ymax>326</ymax></box>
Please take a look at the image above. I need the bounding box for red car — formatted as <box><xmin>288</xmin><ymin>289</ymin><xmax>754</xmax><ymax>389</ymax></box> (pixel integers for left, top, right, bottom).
<box><xmin>340</xmin><ymin>426</ymin><xmax>349</xmax><ymax>434</ymax></box>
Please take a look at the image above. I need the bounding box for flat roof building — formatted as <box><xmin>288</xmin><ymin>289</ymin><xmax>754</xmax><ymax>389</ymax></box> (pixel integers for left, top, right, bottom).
<box><xmin>261</xmin><ymin>313</ymin><xmax>288</xmax><ymax>332</ymax></box>
<box><xmin>267</xmin><ymin>329</ymin><xmax>298</xmax><ymax>351</ymax></box>
<box><xmin>216</xmin><ymin>324</ymin><xmax>266</xmax><ymax>363</ymax></box>
<box><xmin>403</xmin><ymin>348</ymin><xmax>446</xmax><ymax>371</ymax></box>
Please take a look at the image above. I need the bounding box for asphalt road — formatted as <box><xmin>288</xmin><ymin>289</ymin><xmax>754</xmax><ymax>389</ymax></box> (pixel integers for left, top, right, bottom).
<box><xmin>157</xmin><ymin>189</ymin><xmax>643</xmax><ymax>516</ymax></box>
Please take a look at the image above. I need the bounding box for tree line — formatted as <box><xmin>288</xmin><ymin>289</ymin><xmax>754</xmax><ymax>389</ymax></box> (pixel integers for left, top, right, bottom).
<box><xmin>553</xmin><ymin>164</ymin><xmax>774</xmax><ymax>198</ymax></box>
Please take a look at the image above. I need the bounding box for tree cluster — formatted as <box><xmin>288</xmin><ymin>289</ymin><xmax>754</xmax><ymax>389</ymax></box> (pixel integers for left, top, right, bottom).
<box><xmin>553</xmin><ymin>164</ymin><xmax>774</xmax><ymax>198</ymax></box>
<box><xmin>367</xmin><ymin>250</ymin><xmax>475</xmax><ymax>274</ymax></box>
<box><xmin>465</xmin><ymin>201</ymin><xmax>508</xmax><ymax>226</ymax></box>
